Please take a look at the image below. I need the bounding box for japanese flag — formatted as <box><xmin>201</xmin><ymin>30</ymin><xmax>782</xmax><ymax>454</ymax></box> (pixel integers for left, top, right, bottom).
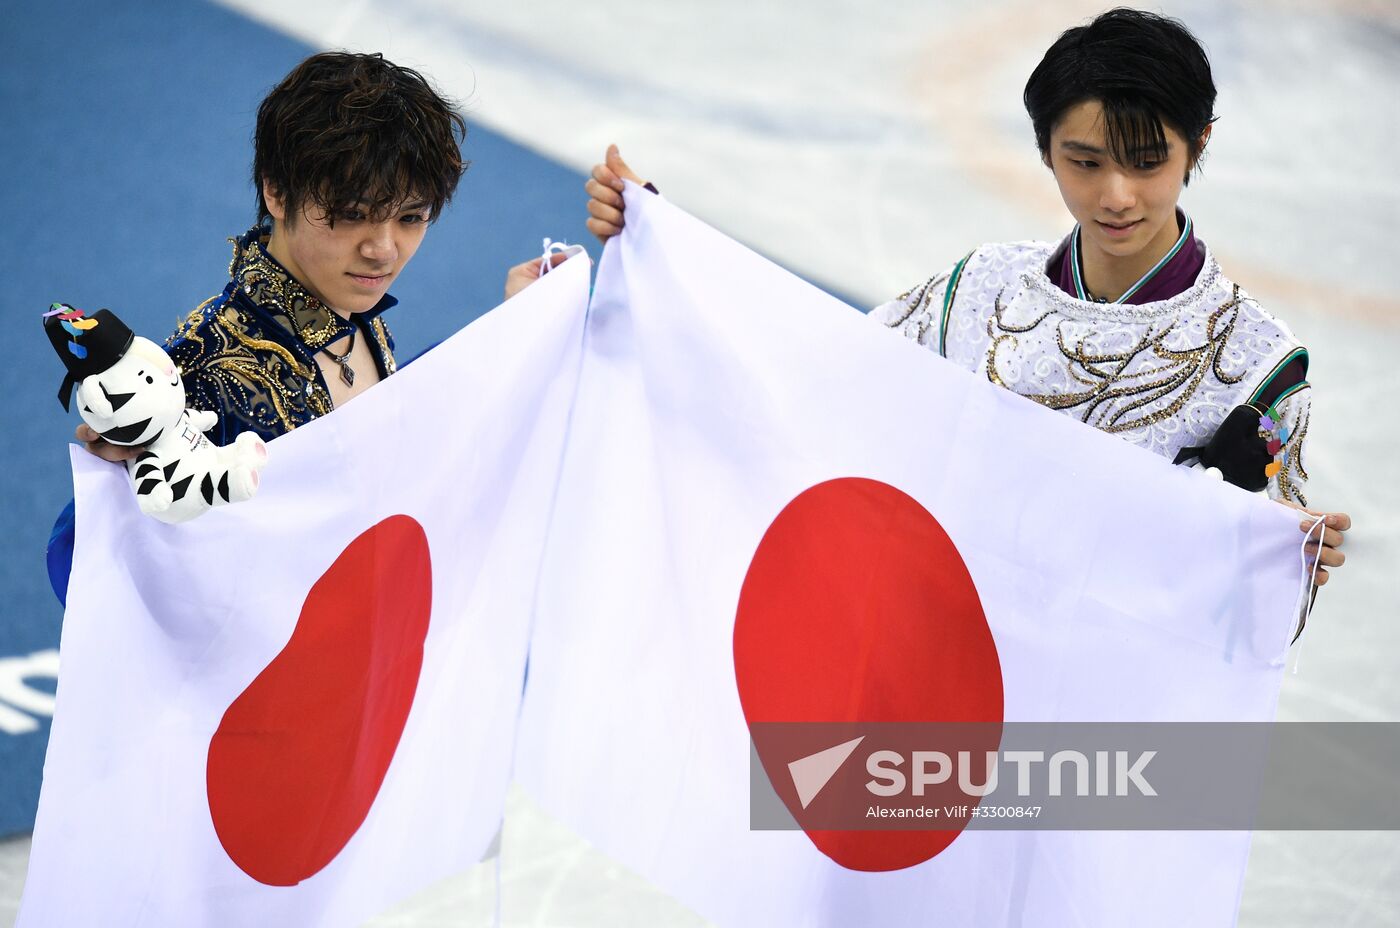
<box><xmin>515</xmin><ymin>185</ymin><xmax>1309</xmax><ymax>927</ymax></box>
<box><xmin>19</xmin><ymin>253</ymin><xmax>591</xmax><ymax>926</ymax></box>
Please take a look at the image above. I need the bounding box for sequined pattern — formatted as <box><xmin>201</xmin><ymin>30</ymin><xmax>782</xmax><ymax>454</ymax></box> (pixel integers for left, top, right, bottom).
<box><xmin>986</xmin><ymin>284</ymin><xmax>1247</xmax><ymax>434</ymax></box>
<box><xmin>870</xmin><ymin>239</ymin><xmax>1313</xmax><ymax>503</ymax></box>
<box><xmin>1273</xmin><ymin>399</ymin><xmax>1311</xmax><ymax>507</ymax></box>
<box><xmin>882</xmin><ymin>270</ymin><xmax>951</xmax><ymax>347</ymax></box>
<box><xmin>165</xmin><ymin>227</ymin><xmax>398</xmax><ymax>447</ymax></box>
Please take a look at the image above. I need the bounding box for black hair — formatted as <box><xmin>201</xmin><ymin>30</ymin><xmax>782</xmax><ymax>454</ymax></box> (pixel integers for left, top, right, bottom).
<box><xmin>253</xmin><ymin>51</ymin><xmax>467</xmax><ymax>226</ymax></box>
<box><xmin>1023</xmin><ymin>8</ymin><xmax>1216</xmax><ymax>183</ymax></box>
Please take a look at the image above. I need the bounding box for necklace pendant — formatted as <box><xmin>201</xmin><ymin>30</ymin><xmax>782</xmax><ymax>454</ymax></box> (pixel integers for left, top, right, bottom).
<box><xmin>322</xmin><ymin>329</ymin><xmax>358</xmax><ymax>388</ymax></box>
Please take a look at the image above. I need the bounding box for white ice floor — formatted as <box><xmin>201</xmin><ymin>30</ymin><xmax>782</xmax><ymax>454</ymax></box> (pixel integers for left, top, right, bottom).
<box><xmin>7</xmin><ymin>0</ymin><xmax>1399</xmax><ymax>924</ymax></box>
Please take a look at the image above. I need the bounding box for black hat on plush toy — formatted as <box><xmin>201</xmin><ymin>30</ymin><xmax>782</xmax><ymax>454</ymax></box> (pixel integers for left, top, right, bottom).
<box><xmin>43</xmin><ymin>303</ymin><xmax>134</xmax><ymax>412</ymax></box>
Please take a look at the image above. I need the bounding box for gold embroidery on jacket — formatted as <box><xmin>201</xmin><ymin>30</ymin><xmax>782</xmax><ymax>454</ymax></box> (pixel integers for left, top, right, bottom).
<box><xmin>230</xmin><ymin>235</ymin><xmax>343</xmax><ymax>350</ymax></box>
<box><xmin>165</xmin><ymin>230</ymin><xmax>396</xmax><ymax>442</ymax></box>
<box><xmin>986</xmin><ymin>285</ymin><xmax>1249</xmax><ymax>433</ymax></box>
<box><xmin>371</xmin><ymin>317</ymin><xmax>397</xmax><ymax>375</ymax></box>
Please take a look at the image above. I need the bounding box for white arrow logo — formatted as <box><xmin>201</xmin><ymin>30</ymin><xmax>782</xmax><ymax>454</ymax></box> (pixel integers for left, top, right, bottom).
<box><xmin>0</xmin><ymin>649</ymin><xmax>59</xmax><ymax>736</ymax></box>
<box><xmin>787</xmin><ymin>736</ymin><xmax>865</xmax><ymax>809</ymax></box>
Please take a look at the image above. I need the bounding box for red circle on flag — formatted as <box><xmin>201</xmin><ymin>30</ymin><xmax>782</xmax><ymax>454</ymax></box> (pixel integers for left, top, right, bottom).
<box><xmin>207</xmin><ymin>514</ymin><xmax>433</xmax><ymax>886</ymax></box>
<box><xmin>734</xmin><ymin>478</ymin><xmax>1003</xmax><ymax>872</ymax></box>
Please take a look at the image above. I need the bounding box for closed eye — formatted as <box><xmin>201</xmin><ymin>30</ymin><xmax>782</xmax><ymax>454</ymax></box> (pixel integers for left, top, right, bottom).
<box><xmin>101</xmin><ymin>381</ymin><xmax>136</xmax><ymax>412</ymax></box>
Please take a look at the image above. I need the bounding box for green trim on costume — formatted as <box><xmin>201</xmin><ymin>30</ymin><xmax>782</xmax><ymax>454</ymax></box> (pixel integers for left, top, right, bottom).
<box><xmin>1071</xmin><ymin>211</ymin><xmax>1193</xmax><ymax>303</ymax></box>
<box><xmin>1271</xmin><ymin>381</ymin><xmax>1310</xmax><ymax>410</ymax></box>
<box><xmin>939</xmin><ymin>250</ymin><xmax>975</xmax><ymax>358</ymax></box>
<box><xmin>1070</xmin><ymin>229</ymin><xmax>1086</xmax><ymax>300</ymax></box>
<box><xmin>1248</xmin><ymin>347</ymin><xmax>1311</xmax><ymax>406</ymax></box>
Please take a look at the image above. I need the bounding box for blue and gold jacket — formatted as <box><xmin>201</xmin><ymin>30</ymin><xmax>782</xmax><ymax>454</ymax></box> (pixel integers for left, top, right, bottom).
<box><xmin>165</xmin><ymin>226</ymin><xmax>399</xmax><ymax>446</ymax></box>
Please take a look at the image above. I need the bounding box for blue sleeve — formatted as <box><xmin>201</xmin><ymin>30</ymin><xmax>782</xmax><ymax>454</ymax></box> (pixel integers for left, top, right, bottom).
<box><xmin>47</xmin><ymin>498</ymin><xmax>75</xmax><ymax>607</ymax></box>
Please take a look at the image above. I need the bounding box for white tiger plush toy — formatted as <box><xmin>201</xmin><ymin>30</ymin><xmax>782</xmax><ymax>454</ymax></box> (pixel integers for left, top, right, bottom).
<box><xmin>45</xmin><ymin>303</ymin><xmax>268</xmax><ymax>524</ymax></box>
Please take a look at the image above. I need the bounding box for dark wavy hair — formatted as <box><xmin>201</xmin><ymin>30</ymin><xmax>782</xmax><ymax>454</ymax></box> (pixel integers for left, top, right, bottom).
<box><xmin>1023</xmin><ymin>8</ymin><xmax>1217</xmax><ymax>183</ymax></box>
<box><xmin>253</xmin><ymin>51</ymin><xmax>467</xmax><ymax>226</ymax></box>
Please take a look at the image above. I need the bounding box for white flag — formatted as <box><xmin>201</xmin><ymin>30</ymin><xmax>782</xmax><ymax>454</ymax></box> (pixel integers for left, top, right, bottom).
<box><xmin>515</xmin><ymin>185</ymin><xmax>1309</xmax><ymax>927</ymax></box>
<box><xmin>19</xmin><ymin>254</ymin><xmax>591</xmax><ymax>927</ymax></box>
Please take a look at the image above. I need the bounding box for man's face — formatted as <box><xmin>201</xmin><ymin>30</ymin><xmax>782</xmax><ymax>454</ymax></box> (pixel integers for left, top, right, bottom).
<box><xmin>1046</xmin><ymin>100</ymin><xmax>1199</xmax><ymax>267</ymax></box>
<box><xmin>264</xmin><ymin>184</ymin><xmax>430</xmax><ymax>318</ymax></box>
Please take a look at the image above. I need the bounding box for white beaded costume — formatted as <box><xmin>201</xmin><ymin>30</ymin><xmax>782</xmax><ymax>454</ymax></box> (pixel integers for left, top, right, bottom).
<box><xmin>871</xmin><ymin>240</ymin><xmax>1311</xmax><ymax>505</ymax></box>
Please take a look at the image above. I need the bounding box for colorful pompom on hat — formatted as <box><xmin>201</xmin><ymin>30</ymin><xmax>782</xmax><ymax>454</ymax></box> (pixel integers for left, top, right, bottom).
<box><xmin>43</xmin><ymin>303</ymin><xmax>135</xmax><ymax>412</ymax></box>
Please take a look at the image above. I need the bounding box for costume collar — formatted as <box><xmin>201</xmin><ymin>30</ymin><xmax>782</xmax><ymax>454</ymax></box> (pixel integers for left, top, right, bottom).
<box><xmin>226</xmin><ymin>226</ymin><xmax>397</xmax><ymax>352</ymax></box>
<box><xmin>1059</xmin><ymin>208</ymin><xmax>1202</xmax><ymax>305</ymax></box>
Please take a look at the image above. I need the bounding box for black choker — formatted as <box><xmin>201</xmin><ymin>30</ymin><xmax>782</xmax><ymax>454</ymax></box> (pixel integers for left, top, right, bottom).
<box><xmin>322</xmin><ymin>329</ymin><xmax>356</xmax><ymax>387</ymax></box>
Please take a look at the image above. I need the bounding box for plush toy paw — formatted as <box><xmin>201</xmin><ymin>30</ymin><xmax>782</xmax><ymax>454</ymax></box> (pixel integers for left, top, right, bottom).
<box><xmin>227</xmin><ymin>463</ymin><xmax>261</xmax><ymax>502</ymax></box>
<box><xmin>234</xmin><ymin>430</ymin><xmax>269</xmax><ymax>465</ymax></box>
<box><xmin>224</xmin><ymin>431</ymin><xmax>268</xmax><ymax>503</ymax></box>
<box><xmin>137</xmin><ymin>482</ymin><xmax>175</xmax><ymax>516</ymax></box>
<box><xmin>187</xmin><ymin>408</ymin><xmax>219</xmax><ymax>435</ymax></box>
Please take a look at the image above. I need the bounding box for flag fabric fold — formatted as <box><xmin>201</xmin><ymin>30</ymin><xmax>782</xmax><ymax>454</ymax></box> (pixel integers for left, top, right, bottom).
<box><xmin>514</xmin><ymin>184</ymin><xmax>1307</xmax><ymax>927</ymax></box>
<box><xmin>22</xmin><ymin>185</ymin><xmax>1308</xmax><ymax>927</ymax></box>
<box><xmin>19</xmin><ymin>254</ymin><xmax>591</xmax><ymax>927</ymax></box>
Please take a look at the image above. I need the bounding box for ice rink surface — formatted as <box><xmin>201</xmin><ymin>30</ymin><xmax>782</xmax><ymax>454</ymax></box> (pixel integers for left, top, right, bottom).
<box><xmin>4</xmin><ymin>0</ymin><xmax>1398</xmax><ymax>925</ymax></box>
